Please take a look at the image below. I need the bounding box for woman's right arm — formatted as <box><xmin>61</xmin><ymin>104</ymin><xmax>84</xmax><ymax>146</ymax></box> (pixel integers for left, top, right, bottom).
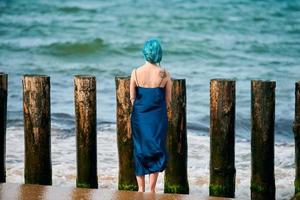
<box><xmin>165</xmin><ymin>71</ymin><xmax>172</xmax><ymax>107</ymax></box>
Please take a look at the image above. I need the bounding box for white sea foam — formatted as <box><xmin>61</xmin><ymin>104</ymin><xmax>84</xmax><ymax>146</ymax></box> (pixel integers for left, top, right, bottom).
<box><xmin>6</xmin><ymin>125</ymin><xmax>295</xmax><ymax>199</ymax></box>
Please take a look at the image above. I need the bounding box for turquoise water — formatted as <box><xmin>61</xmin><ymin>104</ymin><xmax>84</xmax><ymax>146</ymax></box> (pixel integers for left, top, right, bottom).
<box><xmin>0</xmin><ymin>0</ymin><xmax>300</xmax><ymax>141</ymax></box>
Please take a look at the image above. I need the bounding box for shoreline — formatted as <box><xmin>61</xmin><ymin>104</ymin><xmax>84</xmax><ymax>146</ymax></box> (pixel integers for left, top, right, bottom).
<box><xmin>0</xmin><ymin>182</ymin><xmax>234</xmax><ymax>200</ymax></box>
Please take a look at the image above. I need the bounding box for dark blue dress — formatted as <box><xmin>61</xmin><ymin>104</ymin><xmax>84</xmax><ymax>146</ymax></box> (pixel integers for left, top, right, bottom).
<box><xmin>130</xmin><ymin>83</ymin><xmax>168</xmax><ymax>176</ymax></box>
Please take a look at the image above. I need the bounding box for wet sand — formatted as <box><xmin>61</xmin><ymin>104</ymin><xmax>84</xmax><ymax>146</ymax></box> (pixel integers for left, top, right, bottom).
<box><xmin>0</xmin><ymin>183</ymin><xmax>233</xmax><ymax>200</ymax></box>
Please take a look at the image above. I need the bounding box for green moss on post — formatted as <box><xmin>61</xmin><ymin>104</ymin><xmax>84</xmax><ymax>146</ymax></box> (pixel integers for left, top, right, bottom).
<box><xmin>164</xmin><ymin>180</ymin><xmax>189</xmax><ymax>194</ymax></box>
<box><xmin>76</xmin><ymin>182</ymin><xmax>94</xmax><ymax>188</ymax></box>
<box><xmin>294</xmin><ymin>81</ymin><xmax>300</xmax><ymax>198</ymax></box>
<box><xmin>250</xmin><ymin>182</ymin><xmax>269</xmax><ymax>193</ymax></box>
<box><xmin>22</xmin><ymin>75</ymin><xmax>52</xmax><ymax>185</ymax></box>
<box><xmin>164</xmin><ymin>79</ymin><xmax>189</xmax><ymax>194</ymax></box>
<box><xmin>291</xmin><ymin>192</ymin><xmax>300</xmax><ymax>200</ymax></box>
<box><xmin>118</xmin><ymin>183</ymin><xmax>138</xmax><ymax>191</ymax></box>
<box><xmin>115</xmin><ymin>76</ymin><xmax>138</xmax><ymax>191</ymax></box>
<box><xmin>74</xmin><ymin>75</ymin><xmax>98</xmax><ymax>189</ymax></box>
<box><xmin>209</xmin><ymin>184</ymin><xmax>227</xmax><ymax>196</ymax></box>
<box><xmin>251</xmin><ymin>80</ymin><xmax>276</xmax><ymax>200</ymax></box>
<box><xmin>295</xmin><ymin>179</ymin><xmax>300</xmax><ymax>195</ymax></box>
<box><xmin>0</xmin><ymin>73</ymin><xmax>7</xmax><ymax>183</ymax></box>
<box><xmin>209</xmin><ymin>79</ymin><xmax>236</xmax><ymax>198</ymax></box>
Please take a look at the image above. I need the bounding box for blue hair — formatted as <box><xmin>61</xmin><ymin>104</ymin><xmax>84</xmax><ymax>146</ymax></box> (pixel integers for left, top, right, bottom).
<box><xmin>142</xmin><ymin>38</ymin><xmax>162</xmax><ymax>64</ymax></box>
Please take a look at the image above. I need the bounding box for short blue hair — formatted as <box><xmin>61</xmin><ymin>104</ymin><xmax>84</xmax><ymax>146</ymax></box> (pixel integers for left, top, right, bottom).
<box><xmin>142</xmin><ymin>38</ymin><xmax>162</xmax><ymax>64</ymax></box>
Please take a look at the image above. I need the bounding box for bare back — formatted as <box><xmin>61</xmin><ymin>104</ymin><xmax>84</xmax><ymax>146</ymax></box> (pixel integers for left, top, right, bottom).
<box><xmin>134</xmin><ymin>65</ymin><xmax>167</xmax><ymax>88</ymax></box>
<box><xmin>130</xmin><ymin>63</ymin><xmax>172</xmax><ymax>106</ymax></box>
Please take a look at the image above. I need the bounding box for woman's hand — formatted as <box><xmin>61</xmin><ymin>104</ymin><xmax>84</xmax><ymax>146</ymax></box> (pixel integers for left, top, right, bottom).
<box><xmin>130</xmin><ymin>98</ymin><xmax>135</xmax><ymax>106</ymax></box>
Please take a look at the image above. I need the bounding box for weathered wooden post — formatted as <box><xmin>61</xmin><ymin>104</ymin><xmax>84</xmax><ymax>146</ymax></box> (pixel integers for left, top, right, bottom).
<box><xmin>0</xmin><ymin>73</ymin><xmax>7</xmax><ymax>183</ymax></box>
<box><xmin>74</xmin><ymin>75</ymin><xmax>98</xmax><ymax>188</ymax></box>
<box><xmin>115</xmin><ymin>76</ymin><xmax>138</xmax><ymax>191</ymax></box>
<box><xmin>209</xmin><ymin>79</ymin><xmax>236</xmax><ymax>198</ymax></box>
<box><xmin>22</xmin><ymin>75</ymin><xmax>52</xmax><ymax>185</ymax></box>
<box><xmin>293</xmin><ymin>81</ymin><xmax>300</xmax><ymax>197</ymax></box>
<box><xmin>251</xmin><ymin>80</ymin><xmax>276</xmax><ymax>200</ymax></box>
<box><xmin>164</xmin><ymin>79</ymin><xmax>189</xmax><ymax>194</ymax></box>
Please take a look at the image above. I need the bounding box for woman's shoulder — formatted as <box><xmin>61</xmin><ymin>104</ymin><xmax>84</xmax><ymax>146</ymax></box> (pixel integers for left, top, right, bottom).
<box><xmin>131</xmin><ymin>65</ymin><xmax>144</xmax><ymax>73</ymax></box>
<box><xmin>130</xmin><ymin>66</ymin><xmax>141</xmax><ymax>75</ymax></box>
<box><xmin>159</xmin><ymin>67</ymin><xmax>171</xmax><ymax>79</ymax></box>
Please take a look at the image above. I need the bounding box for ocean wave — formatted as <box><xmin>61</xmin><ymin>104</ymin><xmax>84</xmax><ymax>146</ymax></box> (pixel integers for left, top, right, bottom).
<box><xmin>52</xmin><ymin>112</ymin><xmax>73</xmax><ymax>120</ymax></box>
<box><xmin>187</xmin><ymin>122</ymin><xmax>209</xmax><ymax>133</ymax></box>
<box><xmin>56</xmin><ymin>6</ymin><xmax>97</xmax><ymax>14</ymax></box>
<box><xmin>6</xmin><ymin>112</ymin><xmax>295</xmax><ymax>142</ymax></box>
<box><xmin>38</xmin><ymin>38</ymin><xmax>106</xmax><ymax>56</ymax></box>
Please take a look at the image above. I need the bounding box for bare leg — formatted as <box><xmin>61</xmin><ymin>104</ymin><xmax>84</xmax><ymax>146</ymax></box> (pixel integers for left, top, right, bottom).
<box><xmin>149</xmin><ymin>172</ymin><xmax>159</xmax><ymax>193</ymax></box>
<box><xmin>136</xmin><ymin>175</ymin><xmax>145</xmax><ymax>192</ymax></box>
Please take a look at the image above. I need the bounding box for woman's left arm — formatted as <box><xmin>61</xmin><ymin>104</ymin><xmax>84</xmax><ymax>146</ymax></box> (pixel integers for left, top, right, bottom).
<box><xmin>130</xmin><ymin>70</ymin><xmax>136</xmax><ymax>106</ymax></box>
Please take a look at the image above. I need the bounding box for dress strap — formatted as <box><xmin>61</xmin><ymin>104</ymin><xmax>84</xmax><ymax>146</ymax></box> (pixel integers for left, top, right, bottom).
<box><xmin>135</xmin><ymin>68</ymin><xmax>139</xmax><ymax>86</ymax></box>
<box><xmin>158</xmin><ymin>68</ymin><xmax>166</xmax><ymax>87</ymax></box>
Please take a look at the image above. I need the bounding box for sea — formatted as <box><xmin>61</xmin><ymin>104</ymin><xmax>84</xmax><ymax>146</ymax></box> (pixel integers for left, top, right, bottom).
<box><xmin>0</xmin><ymin>0</ymin><xmax>299</xmax><ymax>199</ymax></box>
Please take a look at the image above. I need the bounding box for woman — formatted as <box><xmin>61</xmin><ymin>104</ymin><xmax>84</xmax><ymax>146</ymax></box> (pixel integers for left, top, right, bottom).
<box><xmin>130</xmin><ymin>38</ymin><xmax>172</xmax><ymax>193</ymax></box>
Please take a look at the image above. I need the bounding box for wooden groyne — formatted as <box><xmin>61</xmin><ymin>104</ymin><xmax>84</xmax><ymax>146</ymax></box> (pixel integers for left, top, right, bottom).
<box><xmin>22</xmin><ymin>75</ymin><xmax>52</xmax><ymax>185</ymax></box>
<box><xmin>0</xmin><ymin>72</ymin><xmax>298</xmax><ymax>199</ymax></box>
<box><xmin>74</xmin><ymin>75</ymin><xmax>98</xmax><ymax>188</ymax></box>
<box><xmin>115</xmin><ymin>77</ymin><xmax>138</xmax><ymax>191</ymax></box>
<box><xmin>293</xmin><ymin>81</ymin><xmax>300</xmax><ymax>200</ymax></box>
<box><xmin>251</xmin><ymin>81</ymin><xmax>276</xmax><ymax>199</ymax></box>
<box><xmin>209</xmin><ymin>79</ymin><xmax>236</xmax><ymax>198</ymax></box>
<box><xmin>164</xmin><ymin>79</ymin><xmax>189</xmax><ymax>194</ymax></box>
<box><xmin>0</xmin><ymin>73</ymin><xmax>7</xmax><ymax>183</ymax></box>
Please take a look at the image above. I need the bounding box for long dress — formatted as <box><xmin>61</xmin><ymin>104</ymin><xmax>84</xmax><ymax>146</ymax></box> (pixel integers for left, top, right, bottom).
<box><xmin>130</xmin><ymin>69</ymin><xmax>168</xmax><ymax>176</ymax></box>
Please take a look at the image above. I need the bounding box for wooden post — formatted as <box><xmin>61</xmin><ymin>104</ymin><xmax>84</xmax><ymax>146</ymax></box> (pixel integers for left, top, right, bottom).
<box><xmin>115</xmin><ymin>76</ymin><xmax>138</xmax><ymax>191</ymax></box>
<box><xmin>251</xmin><ymin>80</ymin><xmax>276</xmax><ymax>200</ymax></box>
<box><xmin>294</xmin><ymin>81</ymin><xmax>300</xmax><ymax>196</ymax></box>
<box><xmin>164</xmin><ymin>79</ymin><xmax>189</xmax><ymax>194</ymax></box>
<box><xmin>74</xmin><ymin>75</ymin><xmax>98</xmax><ymax>188</ymax></box>
<box><xmin>22</xmin><ymin>75</ymin><xmax>52</xmax><ymax>185</ymax></box>
<box><xmin>0</xmin><ymin>73</ymin><xmax>7</xmax><ymax>183</ymax></box>
<box><xmin>209</xmin><ymin>79</ymin><xmax>236</xmax><ymax>198</ymax></box>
